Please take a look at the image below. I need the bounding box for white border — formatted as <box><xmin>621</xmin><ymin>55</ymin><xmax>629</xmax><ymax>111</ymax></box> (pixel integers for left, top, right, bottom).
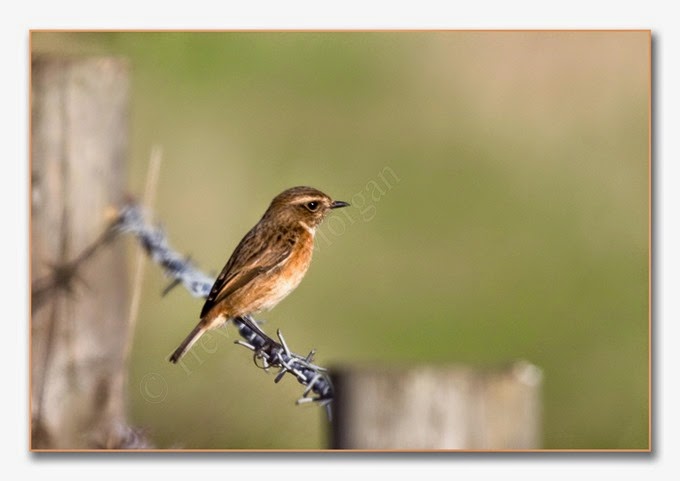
<box><xmin>3</xmin><ymin>0</ymin><xmax>677</xmax><ymax>479</ymax></box>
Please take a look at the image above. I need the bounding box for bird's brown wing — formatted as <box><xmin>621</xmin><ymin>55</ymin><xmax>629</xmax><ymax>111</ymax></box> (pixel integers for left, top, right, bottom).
<box><xmin>200</xmin><ymin>225</ymin><xmax>294</xmax><ymax>319</ymax></box>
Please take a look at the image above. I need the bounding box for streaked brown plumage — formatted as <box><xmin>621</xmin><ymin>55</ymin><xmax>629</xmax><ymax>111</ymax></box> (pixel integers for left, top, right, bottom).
<box><xmin>169</xmin><ymin>186</ymin><xmax>349</xmax><ymax>363</ymax></box>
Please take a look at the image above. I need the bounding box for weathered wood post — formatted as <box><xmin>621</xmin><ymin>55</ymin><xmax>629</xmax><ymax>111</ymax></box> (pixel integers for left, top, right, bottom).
<box><xmin>30</xmin><ymin>56</ymin><xmax>132</xmax><ymax>449</ymax></box>
<box><xmin>331</xmin><ymin>361</ymin><xmax>542</xmax><ymax>449</ymax></box>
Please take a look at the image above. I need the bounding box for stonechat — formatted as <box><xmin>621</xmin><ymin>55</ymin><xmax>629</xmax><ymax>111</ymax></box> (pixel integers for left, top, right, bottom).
<box><xmin>169</xmin><ymin>186</ymin><xmax>350</xmax><ymax>363</ymax></box>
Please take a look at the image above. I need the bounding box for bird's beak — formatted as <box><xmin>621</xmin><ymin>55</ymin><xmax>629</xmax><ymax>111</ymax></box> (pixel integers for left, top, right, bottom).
<box><xmin>330</xmin><ymin>200</ymin><xmax>350</xmax><ymax>209</ymax></box>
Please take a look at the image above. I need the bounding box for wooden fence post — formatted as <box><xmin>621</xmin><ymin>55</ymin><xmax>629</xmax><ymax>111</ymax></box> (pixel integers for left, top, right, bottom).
<box><xmin>330</xmin><ymin>361</ymin><xmax>542</xmax><ymax>450</ymax></box>
<box><xmin>30</xmin><ymin>56</ymin><xmax>132</xmax><ymax>449</ymax></box>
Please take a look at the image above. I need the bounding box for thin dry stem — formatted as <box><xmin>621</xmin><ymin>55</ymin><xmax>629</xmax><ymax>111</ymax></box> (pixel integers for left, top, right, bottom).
<box><xmin>123</xmin><ymin>145</ymin><xmax>163</xmax><ymax>366</ymax></box>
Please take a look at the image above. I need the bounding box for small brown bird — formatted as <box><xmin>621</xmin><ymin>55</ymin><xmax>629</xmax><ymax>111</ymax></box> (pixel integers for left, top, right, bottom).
<box><xmin>169</xmin><ymin>186</ymin><xmax>350</xmax><ymax>363</ymax></box>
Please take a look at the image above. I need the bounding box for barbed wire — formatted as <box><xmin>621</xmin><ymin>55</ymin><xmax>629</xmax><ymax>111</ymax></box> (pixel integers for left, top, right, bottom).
<box><xmin>114</xmin><ymin>203</ymin><xmax>334</xmax><ymax>417</ymax></box>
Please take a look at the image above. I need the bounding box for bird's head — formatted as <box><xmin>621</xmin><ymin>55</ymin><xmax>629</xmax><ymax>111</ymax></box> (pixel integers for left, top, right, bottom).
<box><xmin>264</xmin><ymin>186</ymin><xmax>350</xmax><ymax>232</ymax></box>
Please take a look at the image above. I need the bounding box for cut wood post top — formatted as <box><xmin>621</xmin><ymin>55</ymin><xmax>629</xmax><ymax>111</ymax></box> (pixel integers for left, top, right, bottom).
<box><xmin>330</xmin><ymin>361</ymin><xmax>543</xmax><ymax>450</ymax></box>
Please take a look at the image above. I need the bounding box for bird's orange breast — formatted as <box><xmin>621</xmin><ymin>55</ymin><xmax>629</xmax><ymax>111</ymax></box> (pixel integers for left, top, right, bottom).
<box><xmin>255</xmin><ymin>232</ymin><xmax>314</xmax><ymax>312</ymax></box>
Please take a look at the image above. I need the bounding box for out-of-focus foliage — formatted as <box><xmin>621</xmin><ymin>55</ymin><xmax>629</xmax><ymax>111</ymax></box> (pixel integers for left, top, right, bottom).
<box><xmin>32</xmin><ymin>31</ymin><xmax>649</xmax><ymax>449</ymax></box>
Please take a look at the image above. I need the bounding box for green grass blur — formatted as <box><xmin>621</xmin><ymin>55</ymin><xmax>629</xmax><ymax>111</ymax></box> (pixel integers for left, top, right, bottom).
<box><xmin>32</xmin><ymin>31</ymin><xmax>649</xmax><ymax>449</ymax></box>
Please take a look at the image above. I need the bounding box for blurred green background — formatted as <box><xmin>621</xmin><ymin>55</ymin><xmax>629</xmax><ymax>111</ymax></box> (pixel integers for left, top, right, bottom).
<box><xmin>32</xmin><ymin>31</ymin><xmax>649</xmax><ymax>449</ymax></box>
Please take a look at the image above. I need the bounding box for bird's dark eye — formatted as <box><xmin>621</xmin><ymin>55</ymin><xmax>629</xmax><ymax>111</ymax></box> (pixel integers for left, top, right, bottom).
<box><xmin>306</xmin><ymin>201</ymin><xmax>319</xmax><ymax>212</ymax></box>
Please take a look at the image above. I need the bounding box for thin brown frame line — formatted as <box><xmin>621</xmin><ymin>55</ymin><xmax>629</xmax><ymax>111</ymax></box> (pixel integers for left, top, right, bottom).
<box><xmin>647</xmin><ymin>29</ymin><xmax>653</xmax><ymax>452</ymax></box>
<box><xmin>28</xmin><ymin>31</ymin><xmax>34</xmax><ymax>452</ymax></box>
<box><xmin>30</xmin><ymin>448</ymin><xmax>653</xmax><ymax>453</ymax></box>
<box><xmin>29</xmin><ymin>29</ymin><xmax>652</xmax><ymax>33</ymax></box>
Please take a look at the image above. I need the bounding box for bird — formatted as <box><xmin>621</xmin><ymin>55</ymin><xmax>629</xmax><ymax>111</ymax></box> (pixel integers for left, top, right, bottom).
<box><xmin>169</xmin><ymin>186</ymin><xmax>350</xmax><ymax>364</ymax></box>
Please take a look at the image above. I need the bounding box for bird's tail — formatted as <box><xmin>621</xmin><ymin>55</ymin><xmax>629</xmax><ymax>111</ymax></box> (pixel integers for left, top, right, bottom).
<box><xmin>169</xmin><ymin>323</ymin><xmax>206</xmax><ymax>364</ymax></box>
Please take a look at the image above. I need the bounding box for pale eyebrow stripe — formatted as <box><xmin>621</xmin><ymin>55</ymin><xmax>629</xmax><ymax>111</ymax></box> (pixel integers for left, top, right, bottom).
<box><xmin>293</xmin><ymin>195</ymin><xmax>326</xmax><ymax>204</ymax></box>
